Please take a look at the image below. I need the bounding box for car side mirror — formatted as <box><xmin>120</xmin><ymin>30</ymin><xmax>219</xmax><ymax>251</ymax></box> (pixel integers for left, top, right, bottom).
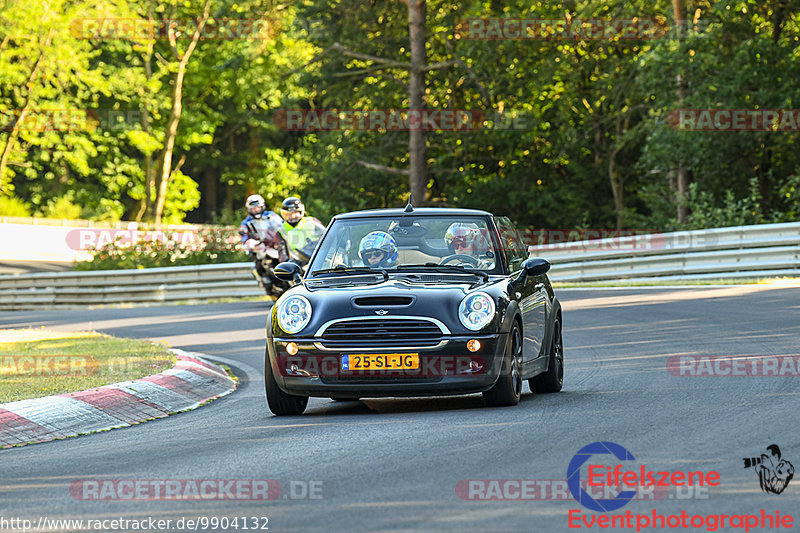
<box><xmin>522</xmin><ymin>257</ymin><xmax>550</xmax><ymax>277</ymax></box>
<box><xmin>274</xmin><ymin>262</ymin><xmax>302</xmax><ymax>283</ymax></box>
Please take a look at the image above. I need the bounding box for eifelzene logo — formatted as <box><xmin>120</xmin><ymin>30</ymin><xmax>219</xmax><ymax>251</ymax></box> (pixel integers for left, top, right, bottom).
<box><xmin>743</xmin><ymin>445</ymin><xmax>794</xmax><ymax>494</ymax></box>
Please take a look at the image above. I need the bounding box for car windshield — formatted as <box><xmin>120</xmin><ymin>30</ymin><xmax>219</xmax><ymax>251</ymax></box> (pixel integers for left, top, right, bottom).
<box><xmin>307</xmin><ymin>215</ymin><xmax>501</xmax><ymax>275</ymax></box>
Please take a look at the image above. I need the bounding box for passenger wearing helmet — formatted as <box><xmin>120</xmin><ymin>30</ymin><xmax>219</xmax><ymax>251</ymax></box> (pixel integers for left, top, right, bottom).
<box><xmin>278</xmin><ymin>196</ymin><xmax>326</xmax><ymax>259</ymax></box>
<box><xmin>359</xmin><ymin>231</ymin><xmax>398</xmax><ymax>268</ymax></box>
<box><xmin>444</xmin><ymin>222</ymin><xmax>494</xmax><ymax>269</ymax></box>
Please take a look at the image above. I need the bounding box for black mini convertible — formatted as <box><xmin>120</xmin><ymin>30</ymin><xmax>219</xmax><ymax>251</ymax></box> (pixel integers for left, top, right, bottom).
<box><xmin>264</xmin><ymin>206</ymin><xmax>563</xmax><ymax>415</ymax></box>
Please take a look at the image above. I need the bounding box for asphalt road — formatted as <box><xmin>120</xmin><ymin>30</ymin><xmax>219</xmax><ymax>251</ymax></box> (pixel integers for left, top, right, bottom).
<box><xmin>0</xmin><ymin>286</ymin><xmax>798</xmax><ymax>532</ymax></box>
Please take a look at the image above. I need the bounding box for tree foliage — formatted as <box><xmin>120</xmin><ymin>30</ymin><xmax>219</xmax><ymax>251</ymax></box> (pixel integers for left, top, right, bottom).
<box><xmin>1</xmin><ymin>0</ymin><xmax>798</xmax><ymax>231</ymax></box>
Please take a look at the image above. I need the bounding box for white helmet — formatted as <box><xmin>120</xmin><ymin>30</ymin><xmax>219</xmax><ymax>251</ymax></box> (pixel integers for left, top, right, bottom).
<box><xmin>245</xmin><ymin>194</ymin><xmax>267</xmax><ymax>219</ymax></box>
<box><xmin>444</xmin><ymin>222</ymin><xmax>487</xmax><ymax>254</ymax></box>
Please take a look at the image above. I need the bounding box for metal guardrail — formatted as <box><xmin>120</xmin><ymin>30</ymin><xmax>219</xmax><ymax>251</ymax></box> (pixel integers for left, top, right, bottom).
<box><xmin>0</xmin><ymin>219</ymin><xmax>237</xmax><ymax>263</ymax></box>
<box><xmin>0</xmin><ymin>222</ymin><xmax>797</xmax><ymax>308</ymax></box>
<box><xmin>530</xmin><ymin>222</ymin><xmax>800</xmax><ymax>282</ymax></box>
<box><xmin>0</xmin><ymin>263</ymin><xmax>262</xmax><ymax>308</ymax></box>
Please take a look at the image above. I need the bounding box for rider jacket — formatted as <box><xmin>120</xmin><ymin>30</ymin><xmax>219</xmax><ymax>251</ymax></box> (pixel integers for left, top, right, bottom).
<box><xmin>279</xmin><ymin>217</ymin><xmax>326</xmax><ymax>258</ymax></box>
<box><xmin>239</xmin><ymin>212</ymin><xmax>282</xmax><ymax>246</ymax></box>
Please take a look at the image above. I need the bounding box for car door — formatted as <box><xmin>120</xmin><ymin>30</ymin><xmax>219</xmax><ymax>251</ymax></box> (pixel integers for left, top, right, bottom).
<box><xmin>495</xmin><ymin>217</ymin><xmax>546</xmax><ymax>362</ymax></box>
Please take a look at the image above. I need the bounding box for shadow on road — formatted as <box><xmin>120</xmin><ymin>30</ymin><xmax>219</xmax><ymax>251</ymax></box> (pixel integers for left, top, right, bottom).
<box><xmin>299</xmin><ymin>390</ymin><xmax>557</xmax><ymax>416</ymax></box>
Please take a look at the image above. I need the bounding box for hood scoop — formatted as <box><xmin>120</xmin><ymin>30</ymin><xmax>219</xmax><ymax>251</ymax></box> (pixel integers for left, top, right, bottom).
<box><xmin>353</xmin><ymin>296</ymin><xmax>414</xmax><ymax>307</ymax></box>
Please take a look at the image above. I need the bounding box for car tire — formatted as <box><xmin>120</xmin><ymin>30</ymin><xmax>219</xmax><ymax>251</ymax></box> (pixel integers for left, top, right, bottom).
<box><xmin>530</xmin><ymin>317</ymin><xmax>563</xmax><ymax>393</ymax></box>
<box><xmin>265</xmin><ymin>350</ymin><xmax>309</xmax><ymax>416</ymax></box>
<box><xmin>483</xmin><ymin>323</ymin><xmax>523</xmax><ymax>407</ymax></box>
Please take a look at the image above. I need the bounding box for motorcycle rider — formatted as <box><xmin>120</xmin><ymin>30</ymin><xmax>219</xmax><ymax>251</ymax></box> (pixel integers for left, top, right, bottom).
<box><xmin>239</xmin><ymin>194</ymin><xmax>279</xmax><ymax>245</ymax></box>
<box><xmin>358</xmin><ymin>231</ymin><xmax>398</xmax><ymax>268</ymax></box>
<box><xmin>278</xmin><ymin>197</ymin><xmax>326</xmax><ymax>260</ymax></box>
<box><xmin>239</xmin><ymin>194</ymin><xmax>282</xmax><ymax>289</ymax></box>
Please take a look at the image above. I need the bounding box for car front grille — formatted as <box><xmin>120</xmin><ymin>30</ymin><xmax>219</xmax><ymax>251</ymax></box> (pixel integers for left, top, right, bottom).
<box><xmin>316</xmin><ymin>317</ymin><xmax>447</xmax><ymax>350</ymax></box>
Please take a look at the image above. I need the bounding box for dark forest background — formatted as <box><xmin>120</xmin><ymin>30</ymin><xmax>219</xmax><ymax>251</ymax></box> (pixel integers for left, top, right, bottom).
<box><xmin>2</xmin><ymin>0</ymin><xmax>799</xmax><ymax>232</ymax></box>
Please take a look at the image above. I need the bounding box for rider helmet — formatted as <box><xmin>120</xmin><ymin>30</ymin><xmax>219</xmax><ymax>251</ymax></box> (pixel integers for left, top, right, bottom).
<box><xmin>245</xmin><ymin>194</ymin><xmax>267</xmax><ymax>219</ymax></box>
<box><xmin>281</xmin><ymin>197</ymin><xmax>305</xmax><ymax>227</ymax></box>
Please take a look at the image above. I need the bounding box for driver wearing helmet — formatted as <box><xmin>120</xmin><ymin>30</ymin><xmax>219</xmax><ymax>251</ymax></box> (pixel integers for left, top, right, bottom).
<box><xmin>444</xmin><ymin>222</ymin><xmax>494</xmax><ymax>269</ymax></box>
<box><xmin>359</xmin><ymin>231</ymin><xmax>398</xmax><ymax>268</ymax></box>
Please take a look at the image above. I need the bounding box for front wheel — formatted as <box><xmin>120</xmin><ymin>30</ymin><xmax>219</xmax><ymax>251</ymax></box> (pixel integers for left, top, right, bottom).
<box><xmin>264</xmin><ymin>350</ymin><xmax>308</xmax><ymax>416</ymax></box>
<box><xmin>530</xmin><ymin>317</ymin><xmax>563</xmax><ymax>393</ymax></box>
<box><xmin>483</xmin><ymin>323</ymin><xmax>523</xmax><ymax>407</ymax></box>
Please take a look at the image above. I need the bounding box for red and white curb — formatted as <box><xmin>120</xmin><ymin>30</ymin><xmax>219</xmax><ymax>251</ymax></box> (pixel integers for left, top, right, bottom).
<box><xmin>0</xmin><ymin>349</ymin><xmax>235</xmax><ymax>448</ymax></box>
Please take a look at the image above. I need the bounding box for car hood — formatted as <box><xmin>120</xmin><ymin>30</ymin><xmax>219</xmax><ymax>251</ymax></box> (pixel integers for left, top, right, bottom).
<box><xmin>273</xmin><ymin>276</ymin><xmax>505</xmax><ymax>337</ymax></box>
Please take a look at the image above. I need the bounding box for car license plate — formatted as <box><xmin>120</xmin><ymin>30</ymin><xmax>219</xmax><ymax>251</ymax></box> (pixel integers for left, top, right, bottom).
<box><xmin>342</xmin><ymin>353</ymin><xmax>419</xmax><ymax>371</ymax></box>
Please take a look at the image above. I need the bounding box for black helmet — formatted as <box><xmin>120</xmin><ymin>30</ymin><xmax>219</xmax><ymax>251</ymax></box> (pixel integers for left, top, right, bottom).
<box><xmin>281</xmin><ymin>197</ymin><xmax>305</xmax><ymax>226</ymax></box>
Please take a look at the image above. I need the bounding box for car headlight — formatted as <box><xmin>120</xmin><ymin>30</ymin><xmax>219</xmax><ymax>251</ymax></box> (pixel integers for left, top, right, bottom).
<box><xmin>458</xmin><ymin>292</ymin><xmax>495</xmax><ymax>331</ymax></box>
<box><xmin>276</xmin><ymin>295</ymin><xmax>312</xmax><ymax>334</ymax></box>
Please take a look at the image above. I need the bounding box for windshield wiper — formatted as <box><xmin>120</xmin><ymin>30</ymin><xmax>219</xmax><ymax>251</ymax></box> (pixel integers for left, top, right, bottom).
<box><xmin>396</xmin><ymin>263</ymin><xmax>488</xmax><ymax>281</ymax></box>
<box><xmin>310</xmin><ymin>266</ymin><xmax>388</xmax><ymax>281</ymax></box>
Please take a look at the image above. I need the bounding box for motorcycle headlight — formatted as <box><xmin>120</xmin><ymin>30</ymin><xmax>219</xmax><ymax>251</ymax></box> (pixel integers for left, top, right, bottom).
<box><xmin>458</xmin><ymin>292</ymin><xmax>495</xmax><ymax>331</ymax></box>
<box><xmin>276</xmin><ymin>295</ymin><xmax>312</xmax><ymax>334</ymax></box>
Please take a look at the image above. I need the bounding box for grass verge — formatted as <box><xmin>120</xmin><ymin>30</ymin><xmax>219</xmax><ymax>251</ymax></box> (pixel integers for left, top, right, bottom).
<box><xmin>0</xmin><ymin>329</ymin><xmax>176</xmax><ymax>404</ymax></box>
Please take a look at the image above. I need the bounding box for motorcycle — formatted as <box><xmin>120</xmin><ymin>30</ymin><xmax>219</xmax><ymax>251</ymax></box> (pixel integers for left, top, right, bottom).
<box><xmin>242</xmin><ymin>216</ymin><xmax>325</xmax><ymax>298</ymax></box>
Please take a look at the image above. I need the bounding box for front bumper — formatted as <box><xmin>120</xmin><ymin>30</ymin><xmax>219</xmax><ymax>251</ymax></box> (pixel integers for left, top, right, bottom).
<box><xmin>266</xmin><ymin>334</ymin><xmax>507</xmax><ymax>398</ymax></box>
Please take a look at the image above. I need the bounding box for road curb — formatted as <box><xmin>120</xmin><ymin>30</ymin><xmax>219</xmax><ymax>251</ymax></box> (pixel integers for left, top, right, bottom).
<box><xmin>0</xmin><ymin>348</ymin><xmax>236</xmax><ymax>449</ymax></box>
